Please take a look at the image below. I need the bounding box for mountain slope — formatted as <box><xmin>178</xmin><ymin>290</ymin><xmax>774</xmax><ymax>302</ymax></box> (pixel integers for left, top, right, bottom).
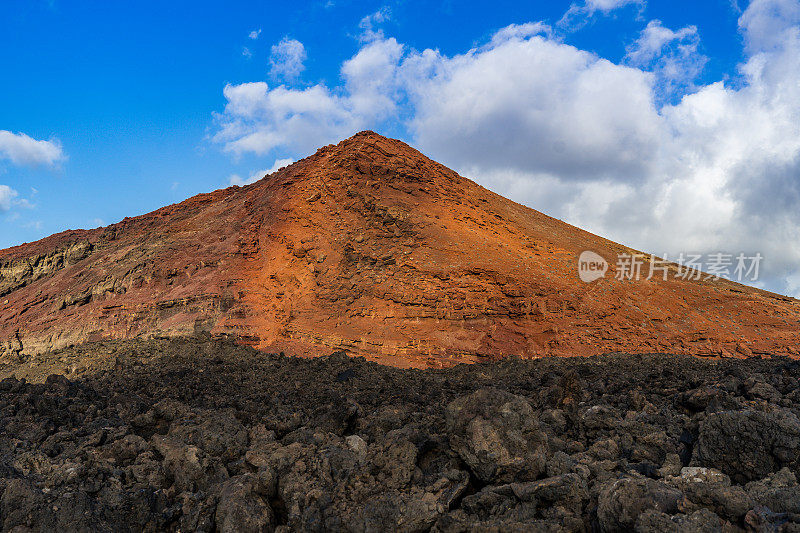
<box><xmin>1</xmin><ymin>131</ymin><xmax>798</xmax><ymax>367</ymax></box>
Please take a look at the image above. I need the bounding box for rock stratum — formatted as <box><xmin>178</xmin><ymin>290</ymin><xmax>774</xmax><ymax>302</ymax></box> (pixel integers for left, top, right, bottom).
<box><xmin>1</xmin><ymin>131</ymin><xmax>798</xmax><ymax>367</ymax></box>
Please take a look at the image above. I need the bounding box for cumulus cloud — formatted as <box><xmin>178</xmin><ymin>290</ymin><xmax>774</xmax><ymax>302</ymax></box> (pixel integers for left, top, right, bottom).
<box><xmin>214</xmin><ymin>38</ymin><xmax>403</xmax><ymax>157</ymax></box>
<box><xmin>405</xmin><ymin>30</ymin><xmax>662</xmax><ymax>183</ymax></box>
<box><xmin>0</xmin><ymin>130</ymin><xmax>65</xmax><ymax>167</ymax></box>
<box><xmin>738</xmin><ymin>0</ymin><xmax>800</xmax><ymax>53</ymax></box>
<box><xmin>625</xmin><ymin>20</ymin><xmax>707</xmax><ymax>98</ymax></box>
<box><xmin>0</xmin><ymin>185</ymin><xmax>18</xmax><ymax>211</ymax></box>
<box><xmin>341</xmin><ymin>38</ymin><xmax>404</xmax><ymax>122</ymax></box>
<box><xmin>212</xmin><ymin>0</ymin><xmax>800</xmax><ymax>296</ymax></box>
<box><xmin>550</xmin><ymin>0</ymin><xmax>800</xmax><ymax>295</ymax></box>
<box><xmin>228</xmin><ymin>158</ymin><xmax>294</xmax><ymax>186</ymax></box>
<box><xmin>249</xmin><ymin>29</ymin><xmax>262</xmax><ymax>40</ymax></box>
<box><xmin>214</xmin><ymin>82</ymin><xmax>357</xmax><ymax>157</ymax></box>
<box><xmin>269</xmin><ymin>38</ymin><xmax>307</xmax><ymax>81</ymax></box>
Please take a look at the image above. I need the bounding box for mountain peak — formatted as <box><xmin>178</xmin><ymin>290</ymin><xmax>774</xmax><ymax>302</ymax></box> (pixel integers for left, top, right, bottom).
<box><xmin>348</xmin><ymin>129</ymin><xmax>390</xmax><ymax>142</ymax></box>
<box><xmin>239</xmin><ymin>131</ymin><xmax>438</xmax><ymax>190</ymax></box>
<box><xmin>337</xmin><ymin>130</ymin><xmax>406</xmax><ymax>150</ymax></box>
<box><xmin>2</xmin><ymin>134</ymin><xmax>799</xmax><ymax>367</ymax></box>
<box><xmin>288</xmin><ymin>132</ymin><xmax>467</xmax><ymax>195</ymax></box>
<box><xmin>309</xmin><ymin>130</ymin><xmax>409</xmax><ymax>158</ymax></box>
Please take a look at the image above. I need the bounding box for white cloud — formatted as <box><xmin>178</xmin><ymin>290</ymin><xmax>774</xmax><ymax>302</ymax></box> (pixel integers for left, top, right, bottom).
<box><xmin>212</xmin><ymin>0</ymin><xmax>800</xmax><ymax>295</ymax></box>
<box><xmin>214</xmin><ymin>82</ymin><xmax>359</xmax><ymax>157</ymax></box>
<box><xmin>738</xmin><ymin>0</ymin><xmax>800</xmax><ymax>53</ymax></box>
<box><xmin>228</xmin><ymin>158</ymin><xmax>294</xmax><ymax>186</ymax></box>
<box><xmin>626</xmin><ymin>20</ymin><xmax>698</xmax><ymax>64</ymax></box>
<box><xmin>559</xmin><ymin>0</ymin><xmax>645</xmax><ymax>29</ymax></box>
<box><xmin>358</xmin><ymin>7</ymin><xmax>391</xmax><ymax>42</ymax></box>
<box><xmin>216</xmin><ymin>20</ymin><xmax>659</xmax><ymax>176</ymax></box>
<box><xmin>625</xmin><ymin>20</ymin><xmax>707</xmax><ymax>98</ymax></box>
<box><xmin>341</xmin><ymin>38</ymin><xmax>404</xmax><ymax>122</ymax></box>
<box><xmin>0</xmin><ymin>130</ymin><xmax>65</xmax><ymax>167</ymax></box>
<box><xmin>242</xmin><ymin>46</ymin><xmax>252</xmax><ymax>59</ymax></box>
<box><xmin>0</xmin><ymin>185</ymin><xmax>35</xmax><ymax>213</ymax></box>
<box><xmin>787</xmin><ymin>271</ymin><xmax>800</xmax><ymax>297</ymax></box>
<box><xmin>214</xmin><ymin>38</ymin><xmax>404</xmax><ymax>157</ymax></box>
<box><xmin>0</xmin><ymin>185</ymin><xmax>18</xmax><ymax>211</ymax></box>
<box><xmin>489</xmin><ymin>22</ymin><xmax>553</xmax><ymax>45</ymax></box>
<box><xmin>269</xmin><ymin>38</ymin><xmax>307</xmax><ymax>81</ymax></box>
<box><xmin>249</xmin><ymin>29</ymin><xmax>262</xmax><ymax>40</ymax></box>
<box><xmin>405</xmin><ymin>32</ymin><xmax>663</xmax><ymax>182</ymax></box>
<box><xmin>584</xmin><ymin>0</ymin><xmax>644</xmax><ymax>12</ymax></box>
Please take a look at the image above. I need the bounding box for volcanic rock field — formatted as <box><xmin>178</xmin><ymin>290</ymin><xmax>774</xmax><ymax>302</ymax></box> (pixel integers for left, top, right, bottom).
<box><xmin>1</xmin><ymin>337</ymin><xmax>800</xmax><ymax>532</ymax></box>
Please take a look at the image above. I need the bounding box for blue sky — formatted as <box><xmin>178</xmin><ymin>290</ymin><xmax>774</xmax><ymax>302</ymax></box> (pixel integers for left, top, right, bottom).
<box><xmin>3</xmin><ymin>0</ymin><xmax>800</xmax><ymax>296</ymax></box>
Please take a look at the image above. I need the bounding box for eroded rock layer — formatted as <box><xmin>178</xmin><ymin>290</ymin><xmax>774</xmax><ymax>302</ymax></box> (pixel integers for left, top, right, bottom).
<box><xmin>1</xmin><ymin>131</ymin><xmax>798</xmax><ymax>367</ymax></box>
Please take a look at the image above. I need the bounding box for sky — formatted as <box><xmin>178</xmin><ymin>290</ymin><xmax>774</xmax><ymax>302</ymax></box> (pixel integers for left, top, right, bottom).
<box><xmin>2</xmin><ymin>0</ymin><xmax>800</xmax><ymax>296</ymax></box>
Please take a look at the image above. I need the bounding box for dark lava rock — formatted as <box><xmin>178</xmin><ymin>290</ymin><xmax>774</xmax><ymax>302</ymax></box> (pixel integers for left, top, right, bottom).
<box><xmin>692</xmin><ymin>409</ymin><xmax>800</xmax><ymax>483</ymax></box>
<box><xmin>445</xmin><ymin>388</ymin><xmax>548</xmax><ymax>483</ymax></box>
<box><xmin>745</xmin><ymin>468</ymin><xmax>800</xmax><ymax>514</ymax></box>
<box><xmin>666</xmin><ymin>467</ymin><xmax>752</xmax><ymax>521</ymax></box>
<box><xmin>215</xmin><ymin>474</ymin><xmax>275</xmax><ymax>533</ymax></box>
<box><xmin>635</xmin><ymin>508</ymin><xmax>727</xmax><ymax>533</ymax></box>
<box><xmin>1</xmin><ymin>337</ymin><xmax>800</xmax><ymax>532</ymax></box>
<box><xmin>597</xmin><ymin>476</ymin><xmax>683</xmax><ymax>532</ymax></box>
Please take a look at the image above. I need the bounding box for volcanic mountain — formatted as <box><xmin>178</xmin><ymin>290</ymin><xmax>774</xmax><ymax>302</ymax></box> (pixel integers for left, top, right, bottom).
<box><xmin>1</xmin><ymin>131</ymin><xmax>798</xmax><ymax>367</ymax></box>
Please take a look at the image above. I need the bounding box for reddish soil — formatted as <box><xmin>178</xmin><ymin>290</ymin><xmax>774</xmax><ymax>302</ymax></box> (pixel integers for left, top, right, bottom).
<box><xmin>1</xmin><ymin>131</ymin><xmax>799</xmax><ymax>367</ymax></box>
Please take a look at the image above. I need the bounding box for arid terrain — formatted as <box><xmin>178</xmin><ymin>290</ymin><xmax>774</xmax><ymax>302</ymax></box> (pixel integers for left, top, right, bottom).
<box><xmin>2</xmin><ymin>132</ymin><xmax>799</xmax><ymax>368</ymax></box>
<box><xmin>1</xmin><ymin>337</ymin><xmax>800</xmax><ymax>531</ymax></box>
<box><xmin>2</xmin><ymin>133</ymin><xmax>800</xmax><ymax>532</ymax></box>
<box><xmin>5</xmin><ymin>0</ymin><xmax>800</xmax><ymax>530</ymax></box>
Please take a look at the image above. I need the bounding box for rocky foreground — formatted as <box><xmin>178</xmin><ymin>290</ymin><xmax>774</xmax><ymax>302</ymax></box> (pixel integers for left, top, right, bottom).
<box><xmin>1</xmin><ymin>338</ymin><xmax>800</xmax><ymax>532</ymax></box>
